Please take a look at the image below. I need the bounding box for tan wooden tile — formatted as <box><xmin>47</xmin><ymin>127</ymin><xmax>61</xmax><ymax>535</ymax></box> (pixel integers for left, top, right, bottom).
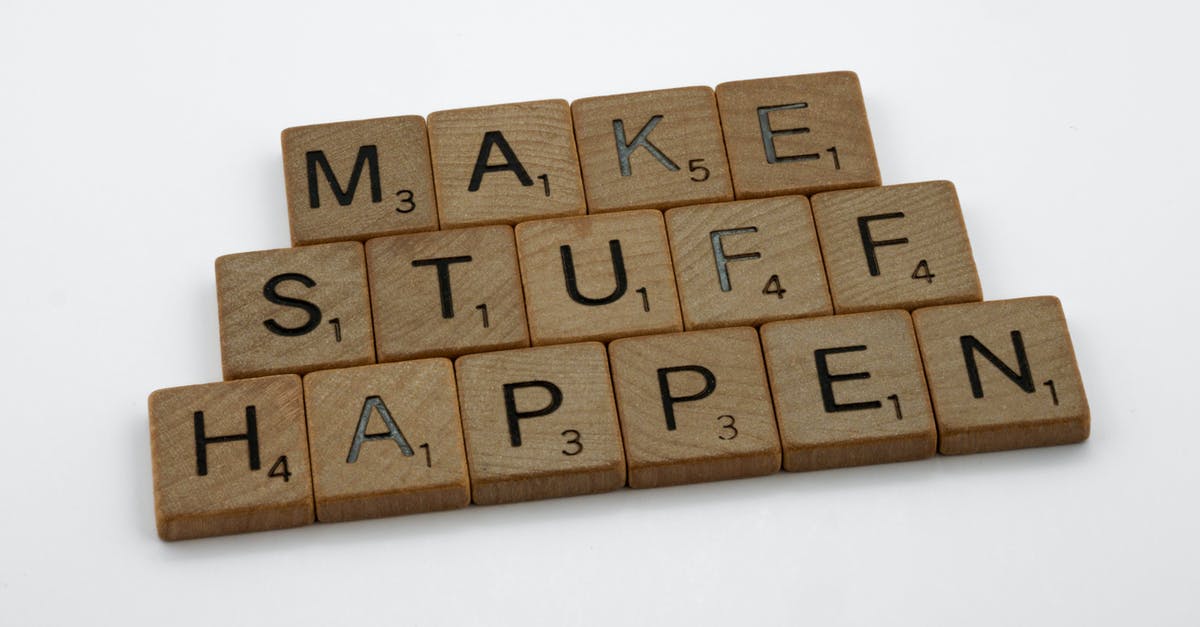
<box><xmin>366</xmin><ymin>225</ymin><xmax>529</xmax><ymax>361</ymax></box>
<box><xmin>456</xmin><ymin>342</ymin><xmax>625</xmax><ymax>505</ymax></box>
<box><xmin>216</xmin><ymin>242</ymin><xmax>375</xmax><ymax>380</ymax></box>
<box><xmin>303</xmin><ymin>359</ymin><xmax>469</xmax><ymax>522</ymax></box>
<box><xmin>515</xmin><ymin>210</ymin><xmax>682</xmax><ymax>345</ymax></box>
<box><xmin>760</xmin><ymin>311</ymin><xmax>936</xmax><ymax>472</ymax></box>
<box><xmin>571</xmin><ymin>86</ymin><xmax>733</xmax><ymax>213</ymax></box>
<box><xmin>282</xmin><ymin>116</ymin><xmax>437</xmax><ymax>246</ymax></box>
<box><xmin>428</xmin><ymin>100</ymin><xmax>585</xmax><ymax>228</ymax></box>
<box><xmin>811</xmin><ymin>180</ymin><xmax>983</xmax><ymax>314</ymax></box>
<box><xmin>912</xmin><ymin>296</ymin><xmax>1090</xmax><ymax>455</ymax></box>
<box><xmin>715</xmin><ymin>71</ymin><xmax>881</xmax><ymax>198</ymax></box>
<box><xmin>608</xmin><ymin>327</ymin><xmax>780</xmax><ymax>488</ymax></box>
<box><xmin>665</xmin><ymin>195</ymin><xmax>832</xmax><ymax>330</ymax></box>
<box><xmin>148</xmin><ymin>375</ymin><xmax>313</xmax><ymax>540</ymax></box>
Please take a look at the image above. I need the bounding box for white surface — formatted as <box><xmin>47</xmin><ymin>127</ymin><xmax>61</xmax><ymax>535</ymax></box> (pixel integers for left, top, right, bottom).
<box><xmin>1</xmin><ymin>1</ymin><xmax>1197</xmax><ymax>624</ymax></box>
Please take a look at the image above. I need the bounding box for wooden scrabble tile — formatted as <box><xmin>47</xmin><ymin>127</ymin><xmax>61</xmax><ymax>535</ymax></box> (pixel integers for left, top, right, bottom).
<box><xmin>760</xmin><ymin>311</ymin><xmax>936</xmax><ymax>472</ymax></box>
<box><xmin>428</xmin><ymin>100</ymin><xmax>586</xmax><ymax>228</ymax></box>
<box><xmin>571</xmin><ymin>86</ymin><xmax>733</xmax><ymax>213</ymax></box>
<box><xmin>664</xmin><ymin>195</ymin><xmax>832</xmax><ymax>330</ymax></box>
<box><xmin>456</xmin><ymin>342</ymin><xmax>625</xmax><ymax>505</ymax></box>
<box><xmin>303</xmin><ymin>359</ymin><xmax>470</xmax><ymax>522</ymax></box>
<box><xmin>216</xmin><ymin>242</ymin><xmax>375</xmax><ymax>380</ymax></box>
<box><xmin>912</xmin><ymin>296</ymin><xmax>1090</xmax><ymax>455</ymax></box>
<box><xmin>715</xmin><ymin>71</ymin><xmax>881</xmax><ymax>198</ymax></box>
<box><xmin>148</xmin><ymin>375</ymin><xmax>313</xmax><ymax>540</ymax></box>
<box><xmin>515</xmin><ymin>210</ymin><xmax>682</xmax><ymax>345</ymax></box>
<box><xmin>608</xmin><ymin>327</ymin><xmax>781</xmax><ymax>488</ymax></box>
<box><xmin>282</xmin><ymin>116</ymin><xmax>438</xmax><ymax>246</ymax></box>
<box><xmin>366</xmin><ymin>225</ymin><xmax>529</xmax><ymax>361</ymax></box>
<box><xmin>811</xmin><ymin>181</ymin><xmax>983</xmax><ymax>314</ymax></box>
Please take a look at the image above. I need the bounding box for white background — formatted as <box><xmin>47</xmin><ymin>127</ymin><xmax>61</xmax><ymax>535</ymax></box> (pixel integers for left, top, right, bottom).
<box><xmin>1</xmin><ymin>1</ymin><xmax>1197</xmax><ymax>624</ymax></box>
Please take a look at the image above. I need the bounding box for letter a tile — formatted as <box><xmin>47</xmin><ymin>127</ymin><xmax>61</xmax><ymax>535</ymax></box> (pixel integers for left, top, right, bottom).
<box><xmin>456</xmin><ymin>342</ymin><xmax>625</xmax><ymax>505</ymax></box>
<box><xmin>304</xmin><ymin>360</ymin><xmax>470</xmax><ymax>522</ymax></box>
<box><xmin>608</xmin><ymin>328</ymin><xmax>781</xmax><ymax>488</ymax></box>
<box><xmin>515</xmin><ymin>210</ymin><xmax>682</xmax><ymax>345</ymax></box>
<box><xmin>913</xmin><ymin>296</ymin><xmax>1090</xmax><ymax>455</ymax></box>
<box><xmin>148</xmin><ymin>375</ymin><xmax>313</xmax><ymax>540</ymax></box>
<box><xmin>760</xmin><ymin>311</ymin><xmax>936</xmax><ymax>471</ymax></box>
<box><xmin>282</xmin><ymin>116</ymin><xmax>438</xmax><ymax>246</ymax></box>
<box><xmin>572</xmin><ymin>86</ymin><xmax>733</xmax><ymax>213</ymax></box>
<box><xmin>428</xmin><ymin>100</ymin><xmax>586</xmax><ymax>228</ymax></box>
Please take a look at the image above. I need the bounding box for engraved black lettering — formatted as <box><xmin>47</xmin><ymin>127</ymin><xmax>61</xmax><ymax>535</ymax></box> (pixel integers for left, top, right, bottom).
<box><xmin>857</xmin><ymin>213</ymin><xmax>909</xmax><ymax>277</ymax></box>
<box><xmin>961</xmin><ymin>331</ymin><xmax>1035</xmax><ymax>398</ymax></box>
<box><xmin>193</xmin><ymin>406</ymin><xmax>261</xmax><ymax>476</ymax></box>
<box><xmin>306</xmin><ymin>145</ymin><xmax>382</xmax><ymax>208</ymax></box>
<box><xmin>346</xmin><ymin>396</ymin><xmax>415</xmax><ymax>463</ymax></box>
<box><xmin>468</xmin><ymin>131</ymin><xmax>534</xmax><ymax>191</ymax></box>
<box><xmin>411</xmin><ymin>256</ymin><xmax>473</xmax><ymax>319</ymax></box>
<box><xmin>757</xmin><ymin>103</ymin><xmax>819</xmax><ymax>163</ymax></box>
<box><xmin>814</xmin><ymin>345</ymin><xmax>883</xmax><ymax>413</ymax></box>
<box><xmin>262</xmin><ymin>273</ymin><xmax>322</xmax><ymax>337</ymax></box>
<box><xmin>710</xmin><ymin>227</ymin><xmax>762</xmax><ymax>292</ymax></box>
<box><xmin>613</xmin><ymin>115</ymin><xmax>679</xmax><ymax>176</ymax></box>
<box><xmin>503</xmin><ymin>380</ymin><xmax>563</xmax><ymax>447</ymax></box>
<box><xmin>561</xmin><ymin>240</ymin><xmax>627</xmax><ymax>306</ymax></box>
<box><xmin>657</xmin><ymin>365</ymin><xmax>717</xmax><ymax>431</ymax></box>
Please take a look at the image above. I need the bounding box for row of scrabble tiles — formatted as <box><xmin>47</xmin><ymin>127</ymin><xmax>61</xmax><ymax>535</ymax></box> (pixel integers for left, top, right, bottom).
<box><xmin>282</xmin><ymin>71</ymin><xmax>881</xmax><ymax>245</ymax></box>
<box><xmin>150</xmin><ymin>299</ymin><xmax>1090</xmax><ymax>540</ymax></box>
<box><xmin>218</xmin><ymin>181</ymin><xmax>982</xmax><ymax>380</ymax></box>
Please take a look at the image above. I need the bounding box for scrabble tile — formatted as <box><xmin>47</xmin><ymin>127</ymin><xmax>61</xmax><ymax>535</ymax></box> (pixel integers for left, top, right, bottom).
<box><xmin>760</xmin><ymin>311</ymin><xmax>936</xmax><ymax>472</ymax></box>
<box><xmin>664</xmin><ymin>195</ymin><xmax>832</xmax><ymax>330</ymax></box>
<box><xmin>608</xmin><ymin>327</ymin><xmax>781</xmax><ymax>488</ymax></box>
<box><xmin>303</xmin><ymin>359</ymin><xmax>470</xmax><ymax>522</ymax></box>
<box><xmin>366</xmin><ymin>225</ymin><xmax>529</xmax><ymax>361</ymax></box>
<box><xmin>571</xmin><ymin>86</ymin><xmax>733</xmax><ymax>213</ymax></box>
<box><xmin>282</xmin><ymin>116</ymin><xmax>438</xmax><ymax>246</ymax></box>
<box><xmin>912</xmin><ymin>296</ymin><xmax>1090</xmax><ymax>455</ymax></box>
<box><xmin>148</xmin><ymin>375</ymin><xmax>313</xmax><ymax>540</ymax></box>
<box><xmin>456</xmin><ymin>342</ymin><xmax>625</xmax><ymax>505</ymax></box>
<box><xmin>811</xmin><ymin>181</ymin><xmax>983</xmax><ymax>314</ymax></box>
<box><xmin>515</xmin><ymin>210</ymin><xmax>682</xmax><ymax>345</ymax></box>
<box><xmin>428</xmin><ymin>100</ymin><xmax>586</xmax><ymax>228</ymax></box>
<box><xmin>715</xmin><ymin>71</ymin><xmax>881</xmax><ymax>198</ymax></box>
<box><xmin>216</xmin><ymin>242</ymin><xmax>375</xmax><ymax>380</ymax></box>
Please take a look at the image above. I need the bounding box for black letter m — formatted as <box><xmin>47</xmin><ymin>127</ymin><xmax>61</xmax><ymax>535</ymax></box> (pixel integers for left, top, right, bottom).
<box><xmin>306</xmin><ymin>145</ymin><xmax>382</xmax><ymax>208</ymax></box>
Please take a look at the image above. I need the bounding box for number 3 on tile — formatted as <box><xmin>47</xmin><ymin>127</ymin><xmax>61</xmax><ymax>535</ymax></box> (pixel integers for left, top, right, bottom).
<box><xmin>717</xmin><ymin>415</ymin><xmax>737</xmax><ymax>440</ymax></box>
<box><xmin>561</xmin><ymin>429</ymin><xmax>583</xmax><ymax>456</ymax></box>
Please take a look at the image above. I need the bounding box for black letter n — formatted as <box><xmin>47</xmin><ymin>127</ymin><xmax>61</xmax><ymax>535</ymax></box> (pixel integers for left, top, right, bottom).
<box><xmin>960</xmin><ymin>331</ymin><xmax>1036</xmax><ymax>399</ymax></box>
<box><xmin>306</xmin><ymin>145</ymin><xmax>383</xmax><ymax>208</ymax></box>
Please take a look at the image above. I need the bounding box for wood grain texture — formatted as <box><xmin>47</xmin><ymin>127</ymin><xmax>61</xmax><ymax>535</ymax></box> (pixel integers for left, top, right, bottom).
<box><xmin>760</xmin><ymin>310</ymin><xmax>936</xmax><ymax>472</ymax></box>
<box><xmin>366</xmin><ymin>225</ymin><xmax>529</xmax><ymax>361</ymax></box>
<box><xmin>216</xmin><ymin>242</ymin><xmax>375</xmax><ymax>380</ymax></box>
<box><xmin>715</xmin><ymin>71</ymin><xmax>880</xmax><ymax>198</ymax></box>
<box><xmin>148</xmin><ymin>375</ymin><xmax>313</xmax><ymax>541</ymax></box>
<box><xmin>455</xmin><ymin>342</ymin><xmax>625</xmax><ymax>505</ymax></box>
<box><xmin>664</xmin><ymin>195</ymin><xmax>832</xmax><ymax>329</ymax></box>
<box><xmin>428</xmin><ymin>99</ymin><xmax>585</xmax><ymax>228</ymax></box>
<box><xmin>571</xmin><ymin>86</ymin><xmax>733</xmax><ymax>213</ymax></box>
<box><xmin>282</xmin><ymin>116</ymin><xmax>438</xmax><ymax>246</ymax></box>
<box><xmin>303</xmin><ymin>359</ymin><xmax>470</xmax><ymax>522</ymax></box>
<box><xmin>912</xmin><ymin>296</ymin><xmax>1090</xmax><ymax>455</ymax></box>
<box><xmin>811</xmin><ymin>180</ymin><xmax>983</xmax><ymax>313</ymax></box>
<box><xmin>515</xmin><ymin>210</ymin><xmax>682</xmax><ymax>345</ymax></box>
<box><xmin>608</xmin><ymin>327</ymin><xmax>781</xmax><ymax>488</ymax></box>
